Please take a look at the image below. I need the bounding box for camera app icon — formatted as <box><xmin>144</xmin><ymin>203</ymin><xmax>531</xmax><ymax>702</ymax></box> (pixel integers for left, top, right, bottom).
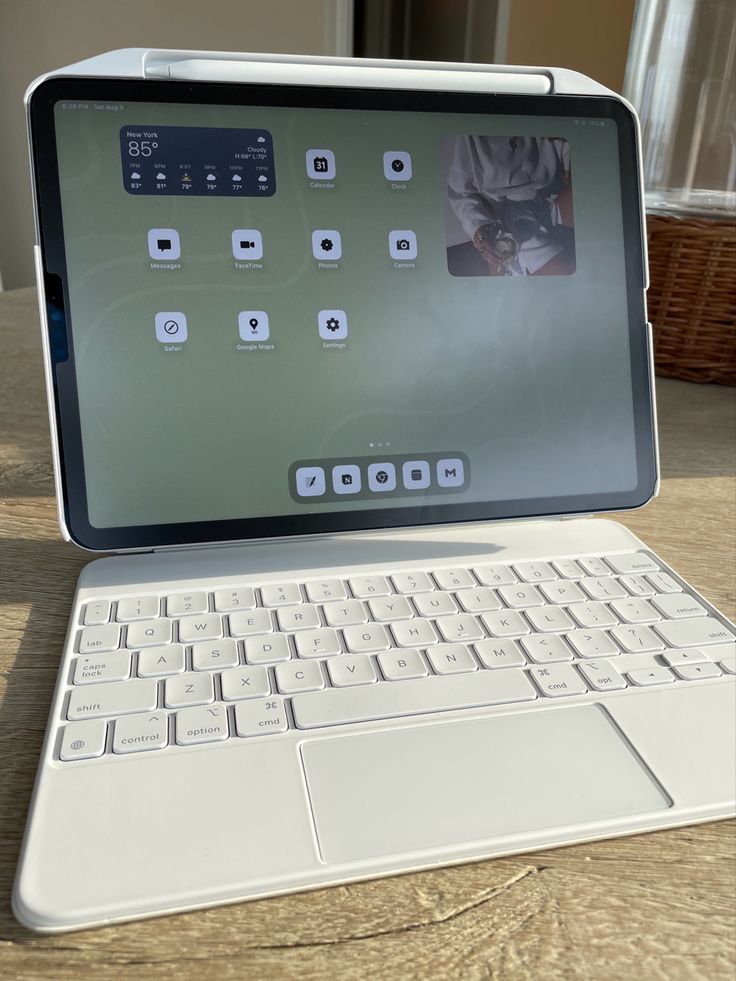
<box><xmin>389</xmin><ymin>230</ymin><xmax>418</xmax><ymax>261</ymax></box>
<box><xmin>383</xmin><ymin>151</ymin><xmax>412</xmax><ymax>181</ymax></box>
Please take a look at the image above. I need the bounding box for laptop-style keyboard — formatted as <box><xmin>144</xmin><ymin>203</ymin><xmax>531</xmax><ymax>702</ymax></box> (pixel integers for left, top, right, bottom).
<box><xmin>57</xmin><ymin>552</ymin><xmax>736</xmax><ymax>762</ymax></box>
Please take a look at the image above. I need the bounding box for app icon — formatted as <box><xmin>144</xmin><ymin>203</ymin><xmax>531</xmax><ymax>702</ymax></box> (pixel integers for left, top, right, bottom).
<box><xmin>318</xmin><ymin>309</ymin><xmax>348</xmax><ymax>340</ymax></box>
<box><xmin>383</xmin><ymin>151</ymin><xmax>413</xmax><ymax>181</ymax></box>
<box><xmin>389</xmin><ymin>230</ymin><xmax>418</xmax><ymax>260</ymax></box>
<box><xmin>238</xmin><ymin>311</ymin><xmax>270</xmax><ymax>341</ymax></box>
<box><xmin>232</xmin><ymin>229</ymin><xmax>263</xmax><ymax>260</ymax></box>
<box><xmin>148</xmin><ymin>228</ymin><xmax>181</xmax><ymax>261</ymax></box>
<box><xmin>295</xmin><ymin>466</ymin><xmax>326</xmax><ymax>497</ymax></box>
<box><xmin>155</xmin><ymin>312</ymin><xmax>188</xmax><ymax>343</ymax></box>
<box><xmin>332</xmin><ymin>464</ymin><xmax>361</xmax><ymax>494</ymax></box>
<box><xmin>312</xmin><ymin>230</ymin><xmax>342</xmax><ymax>261</ymax></box>
<box><xmin>368</xmin><ymin>462</ymin><xmax>397</xmax><ymax>492</ymax></box>
<box><xmin>437</xmin><ymin>458</ymin><xmax>465</xmax><ymax>487</ymax></box>
<box><xmin>402</xmin><ymin>460</ymin><xmax>430</xmax><ymax>489</ymax></box>
<box><xmin>306</xmin><ymin>149</ymin><xmax>336</xmax><ymax>180</ymax></box>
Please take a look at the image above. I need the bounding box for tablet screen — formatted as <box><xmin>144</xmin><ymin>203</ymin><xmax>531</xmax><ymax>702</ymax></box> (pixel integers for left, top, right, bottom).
<box><xmin>31</xmin><ymin>80</ymin><xmax>654</xmax><ymax>549</ymax></box>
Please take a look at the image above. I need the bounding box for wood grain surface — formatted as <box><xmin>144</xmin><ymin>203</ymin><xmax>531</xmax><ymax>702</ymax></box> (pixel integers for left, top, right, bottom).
<box><xmin>0</xmin><ymin>287</ymin><xmax>734</xmax><ymax>980</ymax></box>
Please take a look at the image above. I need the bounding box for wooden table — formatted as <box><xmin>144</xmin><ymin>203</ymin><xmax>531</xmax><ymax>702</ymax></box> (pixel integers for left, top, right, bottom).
<box><xmin>1</xmin><ymin>286</ymin><xmax>734</xmax><ymax>979</ymax></box>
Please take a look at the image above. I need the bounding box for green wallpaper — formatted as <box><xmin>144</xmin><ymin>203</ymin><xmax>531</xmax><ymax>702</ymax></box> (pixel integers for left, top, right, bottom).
<box><xmin>54</xmin><ymin>100</ymin><xmax>637</xmax><ymax>529</ymax></box>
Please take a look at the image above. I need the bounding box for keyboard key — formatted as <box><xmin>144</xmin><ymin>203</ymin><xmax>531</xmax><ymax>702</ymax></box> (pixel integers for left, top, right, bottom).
<box><xmin>646</xmin><ymin>572</ymin><xmax>681</xmax><ymax>594</ymax></box>
<box><xmin>305</xmin><ymin>579</ymin><xmax>347</xmax><ymax>603</ymax></box>
<box><xmin>539</xmin><ymin>581</ymin><xmax>585</xmax><ymax>605</ymax></box>
<box><xmin>343</xmin><ymin>623</ymin><xmax>391</xmax><ymax>653</ymax></box>
<box><xmin>294</xmin><ymin>628</ymin><xmax>341</xmax><ymax>658</ymax></box>
<box><xmin>604</xmin><ymin>553</ymin><xmax>659</xmax><ymax>575</ymax></box>
<box><xmin>498</xmin><ymin>584</ymin><xmax>544</xmax><ymax>609</ymax></box>
<box><xmin>473</xmin><ymin>564</ymin><xmax>517</xmax><ymax>587</ymax></box>
<box><xmin>611</xmin><ymin>625</ymin><xmax>665</xmax><ymax>653</ymax></box>
<box><xmin>322</xmin><ymin>600</ymin><xmax>368</xmax><ymax>627</ymax></box>
<box><xmin>413</xmin><ymin>592</ymin><xmax>458</xmax><ymax>617</ymax></box>
<box><xmin>426</xmin><ymin>644</ymin><xmax>477</xmax><ymax>675</ymax></box>
<box><xmin>276</xmin><ymin>604</ymin><xmax>321</xmax><ymax>632</ymax></box>
<box><xmin>74</xmin><ymin>650</ymin><xmax>131</xmax><ymax>685</ymax></box>
<box><xmin>530</xmin><ymin>664</ymin><xmax>587</xmax><ymax>697</ymax></box>
<box><xmin>244</xmin><ymin>633</ymin><xmax>291</xmax><ymax>664</ymax></box>
<box><xmin>137</xmin><ymin>644</ymin><xmax>185</xmax><ymax>677</ymax></box>
<box><xmin>368</xmin><ymin>595</ymin><xmax>414</xmax><ymax>622</ymax></box>
<box><xmin>349</xmin><ymin>575</ymin><xmax>390</xmax><ymax>597</ymax></box>
<box><xmin>433</xmin><ymin>568</ymin><xmax>475</xmax><ymax>589</ymax></box>
<box><xmin>620</xmin><ymin>575</ymin><xmax>655</xmax><ymax>597</ymax></box>
<box><xmin>391</xmin><ymin>618</ymin><xmax>439</xmax><ymax>648</ymax></box>
<box><xmin>83</xmin><ymin>600</ymin><xmax>111</xmax><ymax>626</ymax></box>
<box><xmin>654</xmin><ymin>617</ymin><xmax>735</xmax><ymax>649</ymax></box>
<box><xmin>79</xmin><ymin>623</ymin><xmax>121</xmax><ymax>654</ymax></box>
<box><xmin>391</xmin><ymin>571</ymin><xmax>434</xmax><ymax>594</ymax></box>
<box><xmin>578</xmin><ymin>557</ymin><xmax>609</xmax><ymax>577</ymax></box>
<box><xmin>59</xmin><ymin>720</ymin><xmax>107</xmax><ymax>761</ymax></box>
<box><xmin>234</xmin><ymin>696</ymin><xmax>289</xmax><ymax>737</ymax></box>
<box><xmin>455</xmin><ymin>587</ymin><xmax>501</xmax><ymax>613</ymax></box>
<box><xmin>650</xmin><ymin>594</ymin><xmax>708</xmax><ymax>619</ymax></box>
<box><xmin>435</xmin><ymin>613</ymin><xmax>484</xmax><ymax>643</ymax></box>
<box><xmin>327</xmin><ymin>654</ymin><xmax>378</xmax><ymax>687</ymax></box>
<box><xmin>113</xmin><ymin>712</ymin><xmax>168</xmax><ymax>754</ymax></box>
<box><xmin>378</xmin><ymin>649</ymin><xmax>428</xmax><ymax>681</ymax></box>
<box><xmin>521</xmin><ymin>634</ymin><xmax>573</xmax><ymax>663</ymax></box>
<box><xmin>552</xmin><ymin>559</ymin><xmax>584</xmax><ymax>580</ymax></box>
<box><xmin>474</xmin><ymin>639</ymin><xmax>526</xmax><ymax>669</ymax></box>
<box><xmin>627</xmin><ymin>666</ymin><xmax>675</xmax><ymax>687</ymax></box>
<box><xmin>275</xmin><ymin>659</ymin><xmax>325</xmax><ymax>694</ymax></box>
<box><xmin>568</xmin><ymin>602</ymin><xmax>618</xmax><ymax>629</ymax></box>
<box><xmin>567</xmin><ymin>629</ymin><xmax>619</xmax><ymax>659</ymax></box>
<box><xmin>178</xmin><ymin>613</ymin><xmax>223</xmax><ymax>644</ymax></box>
<box><xmin>291</xmin><ymin>670</ymin><xmax>536</xmax><ymax>729</ymax></box>
<box><xmin>126</xmin><ymin>618</ymin><xmax>173</xmax><ymax>649</ymax></box>
<box><xmin>672</xmin><ymin>661</ymin><xmax>721</xmax><ymax>681</ymax></box>
<box><xmin>68</xmin><ymin>679</ymin><xmax>157</xmax><ymax>720</ymax></box>
<box><xmin>610</xmin><ymin>598</ymin><xmax>660</xmax><ymax>624</ymax></box>
<box><xmin>116</xmin><ymin>595</ymin><xmax>159</xmax><ymax>622</ymax></box>
<box><xmin>261</xmin><ymin>583</ymin><xmax>302</xmax><ymax>607</ymax></box>
<box><xmin>513</xmin><ymin>561</ymin><xmax>556</xmax><ymax>582</ymax></box>
<box><xmin>165</xmin><ymin>673</ymin><xmax>214</xmax><ymax>708</ymax></box>
<box><xmin>580</xmin><ymin>577</ymin><xmax>626</xmax><ymax>601</ymax></box>
<box><xmin>176</xmin><ymin>704</ymin><xmax>229</xmax><ymax>745</ymax></box>
<box><xmin>229</xmin><ymin>609</ymin><xmax>273</xmax><ymax>637</ymax></box>
<box><xmin>525</xmin><ymin>607</ymin><xmax>574</xmax><ymax>633</ymax></box>
<box><xmin>167</xmin><ymin>592</ymin><xmax>208</xmax><ymax>616</ymax></box>
<box><xmin>481</xmin><ymin>610</ymin><xmax>530</xmax><ymax>637</ymax></box>
<box><xmin>220</xmin><ymin>666</ymin><xmax>270</xmax><ymax>700</ymax></box>
<box><xmin>213</xmin><ymin>587</ymin><xmax>256</xmax><ymax>612</ymax></box>
<box><xmin>191</xmin><ymin>638</ymin><xmax>239</xmax><ymax>671</ymax></box>
<box><xmin>577</xmin><ymin>659</ymin><xmax>627</xmax><ymax>692</ymax></box>
<box><xmin>661</xmin><ymin>648</ymin><xmax>709</xmax><ymax>667</ymax></box>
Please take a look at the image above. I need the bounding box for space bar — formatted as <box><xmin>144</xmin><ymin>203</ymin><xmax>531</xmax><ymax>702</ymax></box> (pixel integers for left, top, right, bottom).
<box><xmin>291</xmin><ymin>670</ymin><xmax>537</xmax><ymax>729</ymax></box>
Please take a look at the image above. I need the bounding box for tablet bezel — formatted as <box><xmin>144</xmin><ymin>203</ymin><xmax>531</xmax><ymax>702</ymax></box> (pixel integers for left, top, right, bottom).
<box><xmin>29</xmin><ymin>76</ymin><xmax>655</xmax><ymax>551</ymax></box>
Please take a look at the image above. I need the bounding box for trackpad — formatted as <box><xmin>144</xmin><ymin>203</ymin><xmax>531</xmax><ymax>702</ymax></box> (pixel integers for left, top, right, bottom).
<box><xmin>301</xmin><ymin>706</ymin><xmax>670</xmax><ymax>863</ymax></box>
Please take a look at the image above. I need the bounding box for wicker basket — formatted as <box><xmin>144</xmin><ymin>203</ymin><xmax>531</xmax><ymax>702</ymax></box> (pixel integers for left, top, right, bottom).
<box><xmin>646</xmin><ymin>213</ymin><xmax>736</xmax><ymax>385</ymax></box>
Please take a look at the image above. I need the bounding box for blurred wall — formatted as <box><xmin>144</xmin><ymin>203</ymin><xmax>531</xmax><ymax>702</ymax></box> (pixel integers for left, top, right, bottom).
<box><xmin>0</xmin><ymin>0</ymin><xmax>350</xmax><ymax>289</ymax></box>
<box><xmin>505</xmin><ymin>0</ymin><xmax>637</xmax><ymax>92</ymax></box>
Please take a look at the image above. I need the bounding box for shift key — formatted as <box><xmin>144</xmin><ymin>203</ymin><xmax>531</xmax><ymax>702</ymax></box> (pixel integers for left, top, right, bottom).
<box><xmin>67</xmin><ymin>679</ymin><xmax>158</xmax><ymax>720</ymax></box>
<box><xmin>654</xmin><ymin>617</ymin><xmax>735</xmax><ymax>649</ymax></box>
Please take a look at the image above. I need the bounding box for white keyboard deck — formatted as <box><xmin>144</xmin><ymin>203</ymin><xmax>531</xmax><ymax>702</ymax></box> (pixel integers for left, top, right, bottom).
<box><xmin>57</xmin><ymin>552</ymin><xmax>736</xmax><ymax>762</ymax></box>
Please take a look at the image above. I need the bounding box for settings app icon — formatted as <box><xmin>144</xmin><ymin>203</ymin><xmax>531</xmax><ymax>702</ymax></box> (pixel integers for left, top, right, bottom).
<box><xmin>318</xmin><ymin>309</ymin><xmax>348</xmax><ymax>340</ymax></box>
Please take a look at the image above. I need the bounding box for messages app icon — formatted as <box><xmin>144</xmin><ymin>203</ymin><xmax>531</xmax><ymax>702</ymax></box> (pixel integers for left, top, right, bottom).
<box><xmin>148</xmin><ymin>228</ymin><xmax>180</xmax><ymax>260</ymax></box>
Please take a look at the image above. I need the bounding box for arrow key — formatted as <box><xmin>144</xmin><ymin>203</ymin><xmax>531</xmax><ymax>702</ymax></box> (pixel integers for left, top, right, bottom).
<box><xmin>627</xmin><ymin>666</ymin><xmax>675</xmax><ymax>687</ymax></box>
